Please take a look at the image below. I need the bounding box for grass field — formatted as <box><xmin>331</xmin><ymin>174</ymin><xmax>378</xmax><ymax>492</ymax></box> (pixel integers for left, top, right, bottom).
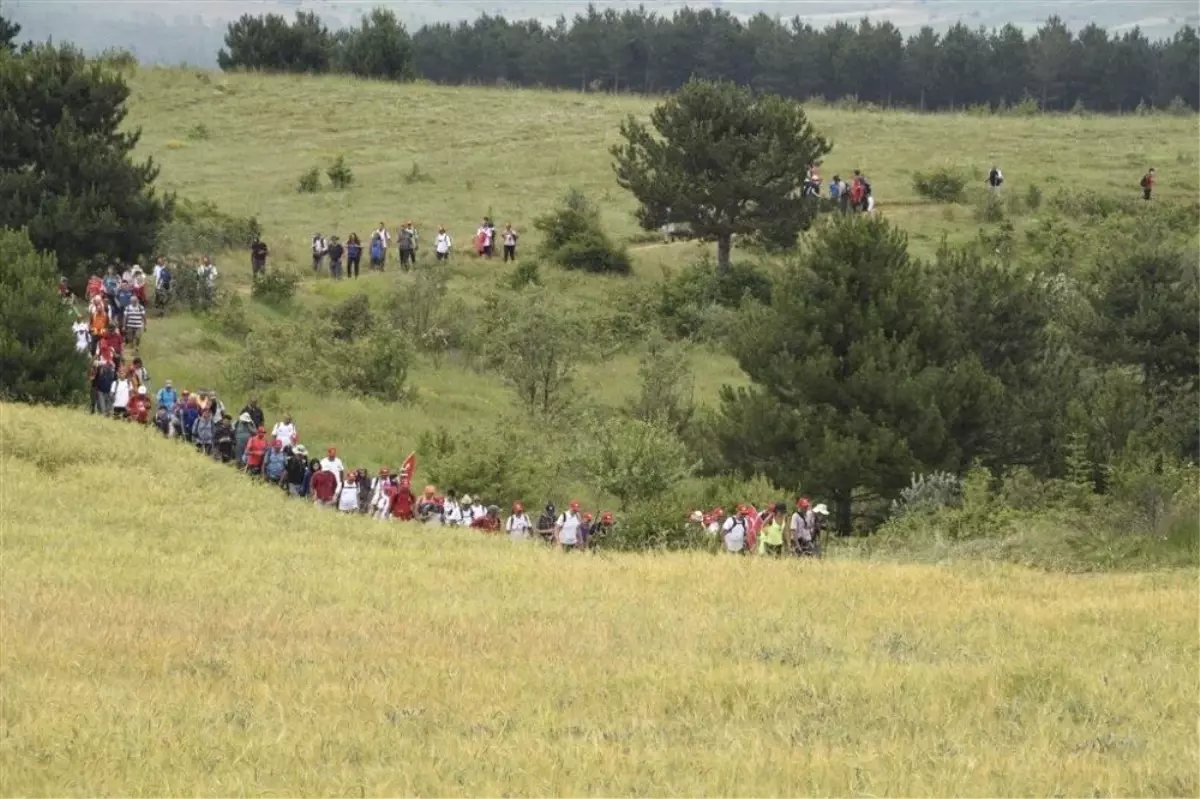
<box><xmin>121</xmin><ymin>67</ymin><xmax>1199</xmax><ymax>480</ymax></box>
<box><xmin>3</xmin><ymin>403</ymin><xmax>1198</xmax><ymax>797</ymax></box>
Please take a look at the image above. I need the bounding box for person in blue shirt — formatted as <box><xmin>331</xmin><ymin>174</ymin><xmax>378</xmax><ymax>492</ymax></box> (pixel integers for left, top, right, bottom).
<box><xmin>156</xmin><ymin>379</ymin><xmax>177</xmax><ymax>410</ymax></box>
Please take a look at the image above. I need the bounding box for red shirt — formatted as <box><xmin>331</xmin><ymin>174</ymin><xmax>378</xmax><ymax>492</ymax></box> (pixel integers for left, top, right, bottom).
<box><xmin>390</xmin><ymin>486</ymin><xmax>414</xmax><ymax>520</ymax></box>
<box><xmin>86</xmin><ymin>277</ymin><xmax>102</xmax><ymax>298</ymax></box>
<box><xmin>127</xmin><ymin>395</ymin><xmax>149</xmax><ymax>423</ymax></box>
<box><xmin>101</xmin><ymin>330</ymin><xmax>123</xmax><ymax>354</ymax></box>
<box><xmin>311</xmin><ymin>470</ymin><xmax>337</xmax><ymax>502</ymax></box>
<box><xmin>244</xmin><ymin>435</ymin><xmax>267</xmax><ymax>467</ymax></box>
<box><xmin>470</xmin><ymin>515</ymin><xmax>501</xmax><ymax>533</ymax></box>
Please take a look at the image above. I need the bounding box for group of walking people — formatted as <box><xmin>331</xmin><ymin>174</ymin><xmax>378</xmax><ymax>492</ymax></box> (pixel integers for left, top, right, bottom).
<box><xmin>304</xmin><ymin>217</ymin><xmax>520</xmax><ymax>279</ymax></box>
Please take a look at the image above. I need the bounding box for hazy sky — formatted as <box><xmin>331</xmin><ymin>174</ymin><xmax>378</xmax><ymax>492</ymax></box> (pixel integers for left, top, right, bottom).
<box><xmin>6</xmin><ymin>0</ymin><xmax>1197</xmax><ymax>67</ymax></box>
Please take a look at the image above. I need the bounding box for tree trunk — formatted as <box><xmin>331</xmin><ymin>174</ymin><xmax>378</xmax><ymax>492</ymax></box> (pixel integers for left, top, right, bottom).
<box><xmin>716</xmin><ymin>233</ymin><xmax>732</xmax><ymax>274</ymax></box>
<box><xmin>834</xmin><ymin>491</ymin><xmax>852</xmax><ymax>537</ymax></box>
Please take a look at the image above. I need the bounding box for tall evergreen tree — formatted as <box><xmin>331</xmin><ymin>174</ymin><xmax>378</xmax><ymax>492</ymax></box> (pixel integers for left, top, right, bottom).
<box><xmin>337</xmin><ymin>8</ymin><xmax>415</xmax><ymax>81</ymax></box>
<box><xmin>0</xmin><ymin>228</ymin><xmax>87</xmax><ymax>405</ymax></box>
<box><xmin>0</xmin><ymin>1</ymin><xmax>20</xmax><ymax>53</ymax></box>
<box><xmin>612</xmin><ymin>79</ymin><xmax>830</xmax><ymax>272</ymax></box>
<box><xmin>0</xmin><ymin>43</ymin><xmax>171</xmax><ymax>291</ymax></box>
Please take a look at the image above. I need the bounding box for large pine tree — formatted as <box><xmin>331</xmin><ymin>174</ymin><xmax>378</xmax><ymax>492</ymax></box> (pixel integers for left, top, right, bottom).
<box><xmin>0</xmin><ymin>43</ymin><xmax>171</xmax><ymax>290</ymax></box>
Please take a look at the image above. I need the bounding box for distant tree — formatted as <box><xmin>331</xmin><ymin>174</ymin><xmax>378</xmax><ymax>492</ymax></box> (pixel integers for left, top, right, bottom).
<box><xmin>0</xmin><ymin>44</ymin><xmax>171</xmax><ymax>291</ymax></box>
<box><xmin>337</xmin><ymin>8</ymin><xmax>415</xmax><ymax>80</ymax></box>
<box><xmin>218</xmin><ymin>11</ymin><xmax>333</xmax><ymax>73</ymax></box>
<box><xmin>584</xmin><ymin>415</ymin><xmax>696</xmax><ymax>510</ymax></box>
<box><xmin>0</xmin><ymin>228</ymin><xmax>87</xmax><ymax>405</ymax></box>
<box><xmin>612</xmin><ymin>79</ymin><xmax>831</xmax><ymax>272</ymax></box>
<box><xmin>0</xmin><ymin>1</ymin><xmax>19</xmax><ymax>52</ymax></box>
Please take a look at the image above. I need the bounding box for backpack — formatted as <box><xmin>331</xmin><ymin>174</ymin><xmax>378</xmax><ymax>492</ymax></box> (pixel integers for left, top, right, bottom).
<box><xmin>1140</xmin><ymin>173</ymin><xmax>1152</xmax><ymax>188</ymax></box>
<box><xmin>264</xmin><ymin>449</ymin><xmax>287</xmax><ymax>480</ymax></box>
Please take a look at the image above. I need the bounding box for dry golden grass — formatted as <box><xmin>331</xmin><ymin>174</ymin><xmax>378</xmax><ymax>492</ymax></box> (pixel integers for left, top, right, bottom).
<box><xmin>2</xmin><ymin>403</ymin><xmax>1197</xmax><ymax>796</ymax></box>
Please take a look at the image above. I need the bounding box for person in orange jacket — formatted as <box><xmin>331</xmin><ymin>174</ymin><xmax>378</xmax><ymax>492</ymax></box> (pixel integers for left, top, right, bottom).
<box><xmin>243</xmin><ymin>426</ymin><xmax>268</xmax><ymax>477</ymax></box>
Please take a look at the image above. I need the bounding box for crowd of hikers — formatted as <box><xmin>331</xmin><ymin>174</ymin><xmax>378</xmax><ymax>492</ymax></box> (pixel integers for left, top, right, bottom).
<box><xmin>68</xmin><ymin>265</ymin><xmax>828</xmax><ymax>556</ymax></box>
<box><xmin>305</xmin><ymin>218</ymin><xmax>520</xmax><ymax>279</ymax></box>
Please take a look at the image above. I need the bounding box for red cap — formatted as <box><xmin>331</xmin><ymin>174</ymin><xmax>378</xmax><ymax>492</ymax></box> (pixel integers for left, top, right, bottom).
<box><xmin>513</xmin><ymin>502</ymin><xmax>524</xmax><ymax>512</ymax></box>
<box><xmin>569</xmin><ymin>500</ymin><xmax>580</xmax><ymax>511</ymax></box>
<box><xmin>797</xmin><ymin>498</ymin><xmax>811</xmax><ymax>510</ymax></box>
<box><xmin>256</xmin><ymin>426</ymin><xmax>265</xmax><ymax>434</ymax></box>
<box><xmin>327</xmin><ymin>447</ymin><xmax>336</xmax><ymax>456</ymax></box>
<box><xmin>601</xmin><ymin>512</ymin><xmax>613</xmax><ymax>523</ymax></box>
<box><xmin>584</xmin><ymin>512</ymin><xmax>593</xmax><ymax>521</ymax></box>
<box><xmin>713</xmin><ymin>507</ymin><xmax>725</xmax><ymax>517</ymax></box>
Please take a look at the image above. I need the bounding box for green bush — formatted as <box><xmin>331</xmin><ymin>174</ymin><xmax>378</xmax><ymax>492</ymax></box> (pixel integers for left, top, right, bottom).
<box><xmin>168</xmin><ymin>264</ymin><xmax>220</xmax><ymax>312</ymax></box>
<box><xmin>555</xmin><ymin>228</ymin><xmax>632</xmax><ymax>275</ymax></box>
<box><xmin>507</xmin><ymin>259</ymin><xmax>542</xmax><ymax>289</ymax></box>
<box><xmin>401</xmin><ymin>161</ymin><xmax>435</xmax><ymax>185</ymax></box>
<box><xmin>214</xmin><ymin>293</ymin><xmax>251</xmax><ymax>338</ymax></box>
<box><xmin>1024</xmin><ymin>183</ymin><xmax>1043</xmax><ymax>211</ymax></box>
<box><xmin>912</xmin><ymin>167</ymin><xmax>968</xmax><ymax>203</ymax></box>
<box><xmin>534</xmin><ymin>189</ymin><xmax>632</xmax><ymax>275</ymax></box>
<box><xmin>327</xmin><ymin>155</ymin><xmax>354</xmax><ymax>189</ymax></box>
<box><xmin>329</xmin><ymin>293</ymin><xmax>374</xmax><ymax>341</ymax></box>
<box><xmin>974</xmin><ymin>192</ymin><xmax>1006</xmax><ymax>223</ymax></box>
<box><xmin>297</xmin><ymin>166</ymin><xmax>321</xmax><ymax>194</ymax></box>
<box><xmin>158</xmin><ymin>198</ymin><xmax>261</xmax><ymax>257</ymax></box>
<box><xmin>250</xmin><ymin>269</ymin><xmax>299</xmax><ymax>305</ymax></box>
<box><xmin>581</xmin><ymin>414</ymin><xmax>697</xmax><ymax>510</ymax></box>
<box><xmin>657</xmin><ymin>255</ymin><xmax>773</xmax><ymax>339</ymax></box>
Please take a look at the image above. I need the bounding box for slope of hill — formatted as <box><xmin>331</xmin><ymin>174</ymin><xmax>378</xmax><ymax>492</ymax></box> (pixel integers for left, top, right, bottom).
<box><xmin>2</xmin><ymin>401</ymin><xmax>1197</xmax><ymax>796</ymax></box>
<box><xmin>116</xmin><ymin>67</ymin><xmax>1198</xmax><ymax>489</ymax></box>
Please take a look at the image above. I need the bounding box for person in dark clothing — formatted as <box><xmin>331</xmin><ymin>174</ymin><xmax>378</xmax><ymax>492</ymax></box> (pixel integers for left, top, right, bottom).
<box><xmin>328</xmin><ymin>236</ymin><xmax>345</xmax><ymax>280</ymax></box>
<box><xmin>250</xmin><ymin>237</ymin><xmax>269</xmax><ymax>276</ymax></box>
<box><xmin>284</xmin><ymin>445</ymin><xmax>309</xmax><ymax>497</ymax></box>
<box><xmin>346</xmin><ymin>234</ymin><xmax>362</xmax><ymax>279</ymax></box>
<box><xmin>240</xmin><ymin>397</ymin><xmax>265</xmax><ymax>430</ymax></box>
<box><xmin>1140</xmin><ymin>168</ymin><xmax>1156</xmax><ymax>200</ymax></box>
<box><xmin>214</xmin><ymin>416</ymin><xmax>236</xmax><ymax>463</ymax></box>
<box><xmin>987</xmin><ymin>165</ymin><xmax>1004</xmax><ymax>191</ymax></box>
<box><xmin>536</xmin><ymin>503</ymin><xmax>557</xmax><ymax>545</ymax></box>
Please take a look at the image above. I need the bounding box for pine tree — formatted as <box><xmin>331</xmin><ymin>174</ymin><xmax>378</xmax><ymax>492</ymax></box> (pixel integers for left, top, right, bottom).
<box><xmin>0</xmin><ymin>44</ymin><xmax>171</xmax><ymax>291</ymax></box>
<box><xmin>0</xmin><ymin>229</ymin><xmax>87</xmax><ymax>405</ymax></box>
<box><xmin>611</xmin><ymin>78</ymin><xmax>831</xmax><ymax>272</ymax></box>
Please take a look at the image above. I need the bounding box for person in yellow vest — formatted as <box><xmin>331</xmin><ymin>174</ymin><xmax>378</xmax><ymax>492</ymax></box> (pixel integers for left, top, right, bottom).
<box><xmin>758</xmin><ymin>502</ymin><xmax>788</xmax><ymax>557</ymax></box>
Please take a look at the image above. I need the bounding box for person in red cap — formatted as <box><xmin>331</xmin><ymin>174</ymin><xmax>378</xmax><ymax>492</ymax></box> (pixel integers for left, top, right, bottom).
<box><xmin>721</xmin><ymin>505</ymin><xmax>750</xmax><ymax>554</ymax></box>
<box><xmin>590</xmin><ymin>511</ymin><xmax>614</xmax><ymax>550</ymax></box>
<box><xmin>320</xmin><ymin>447</ymin><xmax>344</xmax><ymax>491</ymax></box>
<box><xmin>243</xmin><ymin>426</ymin><xmax>268</xmax><ymax>477</ymax></box>
<box><xmin>579</xmin><ymin>512</ymin><xmax>594</xmax><ymax>548</ymax></box>
<box><xmin>505</xmin><ymin>502</ymin><xmax>532</xmax><ymax>540</ymax></box>
<box><xmin>555</xmin><ymin>501</ymin><xmax>584</xmax><ymax>551</ymax></box>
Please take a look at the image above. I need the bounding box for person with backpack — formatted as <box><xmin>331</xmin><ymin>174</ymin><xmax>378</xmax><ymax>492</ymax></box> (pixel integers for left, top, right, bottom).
<box><xmin>721</xmin><ymin>506</ymin><xmax>749</xmax><ymax>554</ymax></box>
<box><xmin>346</xmin><ymin>233</ymin><xmax>362</xmax><ymax>279</ymax></box>
<box><xmin>123</xmin><ymin>296</ymin><xmax>146</xmax><ymax>347</ymax></box>
<box><xmin>790</xmin><ymin>497</ymin><xmax>816</xmax><ymax>556</ymax></box>
<box><xmin>589</xmin><ymin>511</ymin><xmax>614</xmax><ymax>550</ymax></box>
<box><xmin>327</xmin><ymin>236</ymin><xmax>344</xmax><ymax>280</ymax></box>
<box><xmin>758</xmin><ymin>503</ymin><xmax>788</xmax><ymax>557</ymax></box>
<box><xmin>536</xmin><ymin>502</ymin><xmax>557</xmax><ymax>545</ymax></box>
<box><xmin>91</xmin><ymin>358</ymin><xmax>115</xmax><ymax>415</ymax></box>
<box><xmin>505</xmin><ymin>502</ymin><xmax>532</xmax><ymax>540</ymax></box>
<box><xmin>180</xmin><ymin>395</ymin><xmax>200</xmax><ymax>444</ymax></box>
<box><xmin>271</xmin><ymin>413</ymin><xmax>298</xmax><ymax>449</ymax></box>
<box><xmin>192</xmin><ymin>407</ymin><xmax>216</xmax><ymax>456</ymax></box>
<box><xmin>214</xmin><ymin>415</ymin><xmax>236</xmax><ymax>463</ymax></box>
<box><xmin>111</xmin><ymin>367</ymin><xmax>134</xmax><ymax>419</ymax></box>
<box><xmin>471</xmin><ymin>505</ymin><xmax>502</xmax><ymax>533</ymax></box>
<box><xmin>263</xmin><ymin>440</ymin><xmax>288</xmax><ymax>485</ymax></box>
<box><xmin>233</xmin><ymin>412</ymin><xmax>254</xmax><ymax>465</ymax></box>
<box><xmin>434</xmin><ymin>226</ymin><xmax>452</xmax><ymax>262</ymax></box>
<box><xmin>397</xmin><ymin>222</ymin><xmax>417</xmax><ymax>271</ymax></box>
<box><xmin>311</xmin><ymin>233</ymin><xmax>328</xmax><ymax>273</ymax></box>
<box><xmin>1140</xmin><ymin>168</ymin><xmax>1155</xmax><ymax>200</ymax></box>
<box><xmin>372</xmin><ymin>223</ymin><xmax>390</xmax><ymax>269</ymax></box>
<box><xmin>987</xmin><ymin>164</ymin><xmax>1004</xmax><ymax>192</ymax></box>
<box><xmin>154</xmin><ymin>260</ymin><xmax>172</xmax><ymax>309</ymax></box>
<box><xmin>337</xmin><ymin>471</ymin><xmax>362</xmax><ymax>513</ymax></box>
<box><xmin>283</xmin><ymin>445</ymin><xmax>308</xmax><ymax>496</ymax></box>
<box><xmin>555</xmin><ymin>501</ymin><xmax>584</xmax><ymax>551</ymax></box>
<box><xmin>310</xmin><ymin>463</ymin><xmax>338</xmax><ymax>508</ymax></box>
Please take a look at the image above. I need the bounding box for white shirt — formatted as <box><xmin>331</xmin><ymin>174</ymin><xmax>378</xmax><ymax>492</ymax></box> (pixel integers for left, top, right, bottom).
<box><xmin>435</xmin><ymin>232</ymin><xmax>452</xmax><ymax>254</ymax></box>
<box><xmin>72</xmin><ymin>322</ymin><xmax>89</xmax><ymax>352</ymax></box>
<box><xmin>506</xmin><ymin>513</ymin><xmax>532</xmax><ymax>540</ymax></box>
<box><xmin>466</xmin><ymin>503</ymin><xmax>485</xmax><ymax>524</ymax></box>
<box><xmin>722</xmin><ymin>516</ymin><xmax>746</xmax><ymax>552</ymax></box>
<box><xmin>320</xmin><ymin>456</ymin><xmax>344</xmax><ymax>482</ymax></box>
<box><xmin>152</xmin><ymin>264</ymin><xmax>163</xmax><ymax>286</ymax></box>
<box><xmin>503</xmin><ymin>229</ymin><xmax>517</xmax><ymax>246</ymax></box>
<box><xmin>557</xmin><ymin>512</ymin><xmax>582</xmax><ymax>545</ymax></box>
<box><xmin>111</xmin><ymin>379</ymin><xmax>133</xmax><ymax>408</ymax></box>
<box><xmin>337</xmin><ymin>483</ymin><xmax>360</xmax><ymax>512</ymax></box>
<box><xmin>272</xmin><ymin>422</ymin><xmax>298</xmax><ymax>448</ymax></box>
<box><xmin>443</xmin><ymin>500</ymin><xmax>463</xmax><ymax>526</ymax></box>
<box><xmin>791</xmin><ymin>510</ymin><xmax>813</xmax><ymax>543</ymax></box>
<box><xmin>375</xmin><ymin>228</ymin><xmax>390</xmax><ymax>247</ymax></box>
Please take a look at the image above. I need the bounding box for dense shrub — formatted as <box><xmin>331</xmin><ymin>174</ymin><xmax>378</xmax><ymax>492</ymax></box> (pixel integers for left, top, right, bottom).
<box><xmin>297</xmin><ymin>166</ymin><xmax>321</xmax><ymax>194</ymax></box>
<box><xmin>419</xmin><ymin>416</ymin><xmax>566</xmax><ymax>505</ymax></box>
<box><xmin>657</xmin><ymin>255</ymin><xmax>772</xmax><ymax>339</ymax></box>
<box><xmin>168</xmin><ymin>265</ymin><xmax>221</xmax><ymax>312</ymax></box>
<box><xmin>250</xmin><ymin>269</ymin><xmax>299</xmax><ymax>305</ymax></box>
<box><xmin>534</xmin><ymin>189</ymin><xmax>631</xmax><ymax>275</ymax></box>
<box><xmin>158</xmin><ymin>198</ymin><xmax>261</xmax><ymax>257</ymax></box>
<box><xmin>912</xmin><ymin>167</ymin><xmax>968</xmax><ymax>203</ymax></box>
<box><xmin>327</xmin><ymin>155</ymin><xmax>354</xmax><ymax>189</ymax></box>
<box><xmin>581</xmin><ymin>414</ymin><xmax>697</xmax><ymax>510</ymax></box>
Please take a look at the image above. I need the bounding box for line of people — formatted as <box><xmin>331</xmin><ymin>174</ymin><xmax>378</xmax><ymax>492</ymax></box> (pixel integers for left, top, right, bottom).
<box><xmin>307</xmin><ymin>218</ymin><xmax>520</xmax><ymax>280</ymax></box>
<box><xmin>691</xmin><ymin>500</ymin><xmax>828</xmax><ymax>558</ymax></box>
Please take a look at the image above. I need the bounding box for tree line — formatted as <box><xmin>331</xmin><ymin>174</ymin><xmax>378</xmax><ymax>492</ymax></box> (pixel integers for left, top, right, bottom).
<box><xmin>215</xmin><ymin>5</ymin><xmax>1200</xmax><ymax>112</ymax></box>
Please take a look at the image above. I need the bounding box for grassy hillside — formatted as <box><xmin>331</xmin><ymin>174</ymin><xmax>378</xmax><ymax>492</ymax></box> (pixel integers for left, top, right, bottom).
<box><xmin>3</xmin><ymin>402</ymin><xmax>1197</xmax><ymax>796</ymax></box>
<box><xmin>120</xmin><ymin>67</ymin><xmax>1199</xmax><ymax>484</ymax></box>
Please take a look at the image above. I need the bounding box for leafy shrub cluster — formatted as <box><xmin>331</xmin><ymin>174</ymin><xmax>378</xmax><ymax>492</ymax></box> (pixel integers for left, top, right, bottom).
<box><xmin>656</xmin><ymin>255</ymin><xmax>773</xmax><ymax>339</ymax></box>
<box><xmin>158</xmin><ymin>198</ymin><xmax>261</xmax><ymax>257</ymax></box>
<box><xmin>250</xmin><ymin>269</ymin><xmax>299</xmax><ymax>305</ymax></box>
<box><xmin>297</xmin><ymin>156</ymin><xmax>355</xmax><ymax>193</ymax></box>
<box><xmin>533</xmin><ymin>189</ymin><xmax>631</xmax><ymax>275</ymax></box>
<box><xmin>912</xmin><ymin>167</ymin><xmax>968</xmax><ymax>203</ymax></box>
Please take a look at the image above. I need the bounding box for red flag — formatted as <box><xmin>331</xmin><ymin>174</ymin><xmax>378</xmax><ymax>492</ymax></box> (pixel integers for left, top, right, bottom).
<box><xmin>398</xmin><ymin>452</ymin><xmax>416</xmax><ymax>490</ymax></box>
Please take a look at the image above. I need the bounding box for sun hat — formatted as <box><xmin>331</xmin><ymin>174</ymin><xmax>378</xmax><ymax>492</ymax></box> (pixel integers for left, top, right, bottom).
<box><xmin>813</xmin><ymin>503</ymin><xmax>829</xmax><ymax>516</ymax></box>
<box><xmin>461</xmin><ymin>495</ymin><xmax>473</xmax><ymax>505</ymax></box>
